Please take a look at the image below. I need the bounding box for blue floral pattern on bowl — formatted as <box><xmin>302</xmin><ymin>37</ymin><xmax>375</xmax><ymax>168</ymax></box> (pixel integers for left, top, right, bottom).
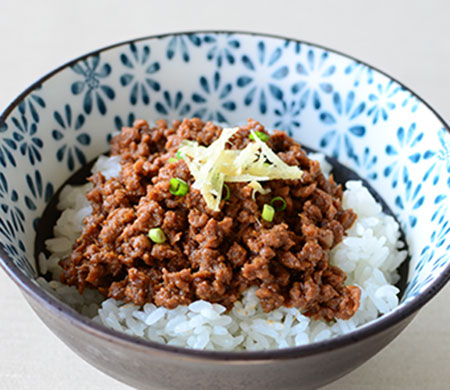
<box><xmin>18</xmin><ymin>86</ymin><xmax>46</xmax><ymax>123</ymax></box>
<box><xmin>70</xmin><ymin>55</ymin><xmax>116</xmax><ymax>115</ymax></box>
<box><xmin>203</xmin><ymin>33</ymin><xmax>240</xmax><ymax>68</ymax></box>
<box><xmin>292</xmin><ymin>49</ymin><xmax>335</xmax><ymax>110</ymax></box>
<box><xmin>192</xmin><ymin>72</ymin><xmax>236</xmax><ymax>123</ymax></box>
<box><xmin>10</xmin><ymin>114</ymin><xmax>43</xmax><ymax>165</ymax></box>
<box><xmin>318</xmin><ymin>91</ymin><xmax>366</xmax><ymax>163</ymax></box>
<box><xmin>119</xmin><ymin>43</ymin><xmax>161</xmax><ymax>106</ymax></box>
<box><xmin>52</xmin><ymin>104</ymin><xmax>90</xmax><ymax>171</ymax></box>
<box><xmin>165</xmin><ymin>34</ymin><xmax>202</xmax><ymax>62</ymax></box>
<box><xmin>155</xmin><ymin>91</ymin><xmax>191</xmax><ymax>119</ymax></box>
<box><xmin>236</xmin><ymin>41</ymin><xmax>288</xmax><ymax>114</ymax></box>
<box><xmin>0</xmin><ymin>32</ymin><xmax>449</xmax><ymax>312</ymax></box>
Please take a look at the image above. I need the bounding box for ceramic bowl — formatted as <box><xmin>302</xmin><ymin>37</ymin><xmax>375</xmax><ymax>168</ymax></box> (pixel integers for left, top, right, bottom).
<box><xmin>1</xmin><ymin>31</ymin><xmax>449</xmax><ymax>390</ymax></box>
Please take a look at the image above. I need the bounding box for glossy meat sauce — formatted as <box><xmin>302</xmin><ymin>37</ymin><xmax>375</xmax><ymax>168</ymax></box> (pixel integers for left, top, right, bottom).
<box><xmin>59</xmin><ymin>118</ymin><xmax>360</xmax><ymax>321</ymax></box>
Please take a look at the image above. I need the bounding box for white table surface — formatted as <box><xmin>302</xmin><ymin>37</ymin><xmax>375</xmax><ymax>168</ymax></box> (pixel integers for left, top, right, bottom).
<box><xmin>0</xmin><ymin>1</ymin><xmax>449</xmax><ymax>389</ymax></box>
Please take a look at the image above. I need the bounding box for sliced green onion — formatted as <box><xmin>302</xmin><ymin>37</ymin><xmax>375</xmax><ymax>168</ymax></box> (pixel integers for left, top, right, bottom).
<box><xmin>249</xmin><ymin>131</ymin><xmax>269</xmax><ymax>142</ymax></box>
<box><xmin>270</xmin><ymin>196</ymin><xmax>287</xmax><ymax>211</ymax></box>
<box><xmin>148</xmin><ymin>228</ymin><xmax>166</xmax><ymax>244</ymax></box>
<box><xmin>262</xmin><ymin>204</ymin><xmax>275</xmax><ymax>222</ymax></box>
<box><xmin>169</xmin><ymin>178</ymin><xmax>189</xmax><ymax>196</ymax></box>
<box><xmin>223</xmin><ymin>183</ymin><xmax>231</xmax><ymax>201</ymax></box>
<box><xmin>169</xmin><ymin>151</ymin><xmax>184</xmax><ymax>163</ymax></box>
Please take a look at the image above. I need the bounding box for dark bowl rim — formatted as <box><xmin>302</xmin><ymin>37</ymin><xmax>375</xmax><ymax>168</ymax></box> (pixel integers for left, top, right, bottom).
<box><xmin>1</xmin><ymin>29</ymin><xmax>449</xmax><ymax>362</ymax></box>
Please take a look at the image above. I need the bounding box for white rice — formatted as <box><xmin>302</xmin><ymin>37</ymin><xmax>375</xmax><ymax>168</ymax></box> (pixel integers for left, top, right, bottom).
<box><xmin>37</xmin><ymin>154</ymin><xmax>407</xmax><ymax>351</ymax></box>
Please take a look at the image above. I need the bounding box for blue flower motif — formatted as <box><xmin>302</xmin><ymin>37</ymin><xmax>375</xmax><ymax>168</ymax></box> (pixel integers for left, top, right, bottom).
<box><xmin>114</xmin><ymin>112</ymin><xmax>136</xmax><ymax>132</ymax></box>
<box><xmin>344</xmin><ymin>61</ymin><xmax>374</xmax><ymax>87</ymax></box>
<box><xmin>394</xmin><ymin>180</ymin><xmax>425</xmax><ymax>229</ymax></box>
<box><xmin>70</xmin><ymin>55</ymin><xmax>115</xmax><ymax>115</ymax></box>
<box><xmin>291</xmin><ymin>49</ymin><xmax>335</xmax><ymax>110</ymax></box>
<box><xmin>367</xmin><ymin>81</ymin><xmax>399</xmax><ymax>124</ymax></box>
<box><xmin>404</xmin><ymin>265</ymin><xmax>439</xmax><ymax>300</ymax></box>
<box><xmin>422</xmin><ymin>127</ymin><xmax>450</xmax><ymax>188</ymax></box>
<box><xmin>155</xmin><ymin>91</ymin><xmax>191</xmax><ymax>118</ymax></box>
<box><xmin>357</xmin><ymin>147</ymin><xmax>378</xmax><ymax>180</ymax></box>
<box><xmin>431</xmin><ymin>250</ymin><xmax>450</xmax><ymax>273</ymax></box>
<box><xmin>24</xmin><ymin>170</ymin><xmax>54</xmax><ymax>230</ymax></box>
<box><xmin>203</xmin><ymin>33</ymin><xmax>240</xmax><ymax>68</ymax></box>
<box><xmin>437</xmin><ymin>129</ymin><xmax>450</xmax><ymax>173</ymax></box>
<box><xmin>0</xmin><ymin>219</ymin><xmax>24</xmax><ymax>274</ymax></box>
<box><xmin>119</xmin><ymin>43</ymin><xmax>160</xmax><ymax>105</ymax></box>
<box><xmin>426</xmin><ymin>193</ymin><xmax>450</xmax><ymax>275</ymax></box>
<box><xmin>404</xmin><ymin>274</ymin><xmax>421</xmax><ymax>300</ymax></box>
<box><xmin>429</xmin><ymin>195</ymin><xmax>449</xmax><ymax>256</ymax></box>
<box><xmin>106</xmin><ymin>112</ymin><xmax>136</xmax><ymax>143</ymax></box>
<box><xmin>400</xmin><ymin>89</ymin><xmax>419</xmax><ymax>113</ymax></box>
<box><xmin>417</xmin><ymin>235</ymin><xmax>450</xmax><ymax>282</ymax></box>
<box><xmin>17</xmin><ymin>85</ymin><xmax>46</xmax><ymax>123</ymax></box>
<box><xmin>408</xmin><ymin>196</ymin><xmax>450</xmax><ymax>296</ymax></box>
<box><xmin>318</xmin><ymin>91</ymin><xmax>366</xmax><ymax>162</ymax></box>
<box><xmin>0</xmin><ymin>239</ymin><xmax>35</xmax><ymax>278</ymax></box>
<box><xmin>51</xmin><ymin>105</ymin><xmax>90</xmax><ymax>171</ymax></box>
<box><xmin>0</xmin><ymin>122</ymin><xmax>17</xmax><ymax>168</ymax></box>
<box><xmin>0</xmin><ymin>172</ymin><xmax>25</xmax><ymax>234</ymax></box>
<box><xmin>191</xmin><ymin>72</ymin><xmax>236</xmax><ymax>123</ymax></box>
<box><xmin>166</xmin><ymin>34</ymin><xmax>202</xmax><ymax>62</ymax></box>
<box><xmin>431</xmin><ymin>194</ymin><xmax>448</xmax><ymax>225</ymax></box>
<box><xmin>273</xmin><ymin>100</ymin><xmax>301</xmax><ymax>136</ymax></box>
<box><xmin>383</xmin><ymin>123</ymin><xmax>423</xmax><ymax>188</ymax></box>
<box><xmin>236</xmin><ymin>41</ymin><xmax>289</xmax><ymax>114</ymax></box>
<box><xmin>430</xmin><ymin>219</ymin><xmax>450</xmax><ymax>250</ymax></box>
<box><xmin>283</xmin><ymin>40</ymin><xmax>301</xmax><ymax>54</ymax></box>
<box><xmin>10</xmin><ymin>115</ymin><xmax>43</xmax><ymax>165</ymax></box>
<box><xmin>0</xmin><ymin>217</ymin><xmax>17</xmax><ymax>244</ymax></box>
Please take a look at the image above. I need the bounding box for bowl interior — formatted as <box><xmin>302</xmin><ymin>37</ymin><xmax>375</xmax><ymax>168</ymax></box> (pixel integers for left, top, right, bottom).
<box><xmin>0</xmin><ymin>32</ymin><xmax>449</xmax><ymax>312</ymax></box>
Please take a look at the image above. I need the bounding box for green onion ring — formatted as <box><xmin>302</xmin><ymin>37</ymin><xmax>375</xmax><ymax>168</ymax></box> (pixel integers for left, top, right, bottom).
<box><xmin>169</xmin><ymin>178</ymin><xmax>189</xmax><ymax>196</ymax></box>
<box><xmin>270</xmin><ymin>196</ymin><xmax>287</xmax><ymax>211</ymax></box>
<box><xmin>262</xmin><ymin>204</ymin><xmax>275</xmax><ymax>222</ymax></box>
<box><xmin>249</xmin><ymin>131</ymin><xmax>269</xmax><ymax>142</ymax></box>
<box><xmin>223</xmin><ymin>183</ymin><xmax>231</xmax><ymax>201</ymax></box>
<box><xmin>148</xmin><ymin>228</ymin><xmax>166</xmax><ymax>244</ymax></box>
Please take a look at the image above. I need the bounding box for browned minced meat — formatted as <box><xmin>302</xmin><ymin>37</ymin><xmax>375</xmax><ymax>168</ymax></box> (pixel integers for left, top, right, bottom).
<box><xmin>59</xmin><ymin>118</ymin><xmax>361</xmax><ymax>321</ymax></box>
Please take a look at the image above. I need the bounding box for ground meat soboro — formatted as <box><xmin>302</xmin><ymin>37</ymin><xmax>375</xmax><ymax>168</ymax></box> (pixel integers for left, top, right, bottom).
<box><xmin>60</xmin><ymin>118</ymin><xmax>361</xmax><ymax>321</ymax></box>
